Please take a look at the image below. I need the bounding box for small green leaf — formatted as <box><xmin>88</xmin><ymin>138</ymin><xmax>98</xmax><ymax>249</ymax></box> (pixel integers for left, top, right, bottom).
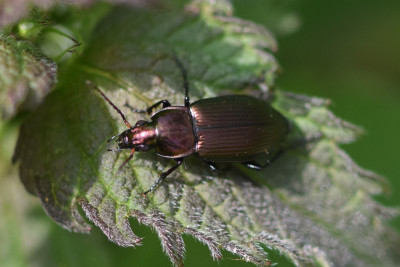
<box><xmin>13</xmin><ymin>2</ymin><xmax>400</xmax><ymax>267</ymax></box>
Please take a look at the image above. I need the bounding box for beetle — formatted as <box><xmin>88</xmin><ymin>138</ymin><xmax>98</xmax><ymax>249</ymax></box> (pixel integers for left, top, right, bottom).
<box><xmin>93</xmin><ymin>57</ymin><xmax>289</xmax><ymax>195</ymax></box>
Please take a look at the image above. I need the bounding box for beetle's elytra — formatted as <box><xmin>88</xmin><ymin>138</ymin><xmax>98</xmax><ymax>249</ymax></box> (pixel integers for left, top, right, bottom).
<box><xmin>93</xmin><ymin>57</ymin><xmax>288</xmax><ymax>195</ymax></box>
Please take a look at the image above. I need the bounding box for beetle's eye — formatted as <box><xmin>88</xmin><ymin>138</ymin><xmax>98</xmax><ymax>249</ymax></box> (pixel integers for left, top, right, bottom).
<box><xmin>135</xmin><ymin>120</ymin><xmax>146</xmax><ymax>127</ymax></box>
<box><xmin>124</xmin><ymin>136</ymin><xmax>129</xmax><ymax>143</ymax></box>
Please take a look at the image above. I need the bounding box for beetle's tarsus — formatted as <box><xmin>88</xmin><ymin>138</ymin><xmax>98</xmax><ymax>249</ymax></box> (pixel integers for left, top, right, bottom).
<box><xmin>243</xmin><ymin>161</ymin><xmax>271</xmax><ymax>170</ymax></box>
<box><xmin>205</xmin><ymin>161</ymin><xmax>218</xmax><ymax>172</ymax></box>
<box><xmin>145</xmin><ymin>99</ymin><xmax>171</xmax><ymax>114</ymax></box>
<box><xmin>124</xmin><ymin>101</ymin><xmax>146</xmax><ymax>114</ymax></box>
<box><xmin>107</xmin><ymin>148</ymin><xmax>123</xmax><ymax>152</ymax></box>
<box><xmin>142</xmin><ymin>158</ymin><xmax>184</xmax><ymax>195</ymax></box>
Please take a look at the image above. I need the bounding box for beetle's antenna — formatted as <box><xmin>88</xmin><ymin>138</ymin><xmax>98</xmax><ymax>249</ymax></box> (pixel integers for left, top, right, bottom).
<box><xmin>171</xmin><ymin>55</ymin><xmax>190</xmax><ymax>107</ymax></box>
<box><xmin>87</xmin><ymin>81</ymin><xmax>132</xmax><ymax>128</ymax></box>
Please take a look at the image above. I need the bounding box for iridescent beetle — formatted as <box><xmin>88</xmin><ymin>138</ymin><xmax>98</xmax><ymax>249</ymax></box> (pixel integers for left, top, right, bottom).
<box><xmin>94</xmin><ymin>57</ymin><xmax>288</xmax><ymax>195</ymax></box>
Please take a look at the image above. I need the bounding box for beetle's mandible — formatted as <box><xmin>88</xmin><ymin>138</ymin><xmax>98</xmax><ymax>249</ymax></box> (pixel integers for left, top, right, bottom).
<box><xmin>93</xmin><ymin>57</ymin><xmax>289</xmax><ymax>195</ymax></box>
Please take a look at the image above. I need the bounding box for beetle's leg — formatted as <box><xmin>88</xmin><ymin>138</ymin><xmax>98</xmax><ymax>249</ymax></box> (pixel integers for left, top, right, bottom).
<box><xmin>243</xmin><ymin>147</ymin><xmax>288</xmax><ymax>170</ymax></box>
<box><xmin>172</xmin><ymin>55</ymin><xmax>190</xmax><ymax>107</ymax></box>
<box><xmin>243</xmin><ymin>161</ymin><xmax>272</xmax><ymax>170</ymax></box>
<box><xmin>142</xmin><ymin>158</ymin><xmax>184</xmax><ymax>195</ymax></box>
<box><xmin>123</xmin><ymin>102</ymin><xmax>146</xmax><ymax>114</ymax></box>
<box><xmin>118</xmin><ymin>148</ymin><xmax>135</xmax><ymax>172</ymax></box>
<box><xmin>204</xmin><ymin>160</ymin><xmax>218</xmax><ymax>172</ymax></box>
<box><xmin>145</xmin><ymin>100</ymin><xmax>171</xmax><ymax>114</ymax></box>
<box><xmin>125</xmin><ymin>100</ymin><xmax>171</xmax><ymax>115</ymax></box>
<box><xmin>107</xmin><ymin>148</ymin><xmax>123</xmax><ymax>152</ymax></box>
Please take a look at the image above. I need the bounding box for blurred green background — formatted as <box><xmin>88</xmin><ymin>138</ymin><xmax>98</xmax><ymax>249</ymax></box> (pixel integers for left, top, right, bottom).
<box><xmin>1</xmin><ymin>0</ymin><xmax>399</xmax><ymax>266</ymax></box>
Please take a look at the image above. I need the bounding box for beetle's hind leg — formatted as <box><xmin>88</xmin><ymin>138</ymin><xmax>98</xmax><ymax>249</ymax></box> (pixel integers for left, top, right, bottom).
<box><xmin>142</xmin><ymin>158</ymin><xmax>184</xmax><ymax>196</ymax></box>
<box><xmin>243</xmin><ymin>161</ymin><xmax>272</xmax><ymax>170</ymax></box>
<box><xmin>204</xmin><ymin>160</ymin><xmax>218</xmax><ymax>172</ymax></box>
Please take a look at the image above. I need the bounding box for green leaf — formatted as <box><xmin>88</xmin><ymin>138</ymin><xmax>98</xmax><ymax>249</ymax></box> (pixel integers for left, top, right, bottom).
<box><xmin>0</xmin><ymin>35</ymin><xmax>57</xmax><ymax>119</ymax></box>
<box><xmin>13</xmin><ymin>1</ymin><xmax>400</xmax><ymax>267</ymax></box>
<box><xmin>0</xmin><ymin>0</ymin><xmax>123</xmax><ymax>29</ymax></box>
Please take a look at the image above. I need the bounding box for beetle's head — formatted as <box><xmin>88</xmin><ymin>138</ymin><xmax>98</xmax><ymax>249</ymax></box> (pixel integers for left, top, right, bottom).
<box><xmin>110</xmin><ymin>120</ymin><xmax>156</xmax><ymax>152</ymax></box>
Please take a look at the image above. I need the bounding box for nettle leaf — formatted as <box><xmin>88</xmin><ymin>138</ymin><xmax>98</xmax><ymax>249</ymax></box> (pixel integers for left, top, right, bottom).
<box><xmin>0</xmin><ymin>35</ymin><xmax>57</xmax><ymax>119</ymax></box>
<box><xmin>13</xmin><ymin>2</ymin><xmax>400</xmax><ymax>267</ymax></box>
<box><xmin>0</xmin><ymin>0</ymin><xmax>155</xmax><ymax>29</ymax></box>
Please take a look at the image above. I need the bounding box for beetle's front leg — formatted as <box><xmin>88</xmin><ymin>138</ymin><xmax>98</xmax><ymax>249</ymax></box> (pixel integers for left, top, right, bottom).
<box><xmin>125</xmin><ymin>100</ymin><xmax>171</xmax><ymax>115</ymax></box>
<box><xmin>145</xmin><ymin>100</ymin><xmax>171</xmax><ymax>114</ymax></box>
<box><xmin>142</xmin><ymin>158</ymin><xmax>184</xmax><ymax>196</ymax></box>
